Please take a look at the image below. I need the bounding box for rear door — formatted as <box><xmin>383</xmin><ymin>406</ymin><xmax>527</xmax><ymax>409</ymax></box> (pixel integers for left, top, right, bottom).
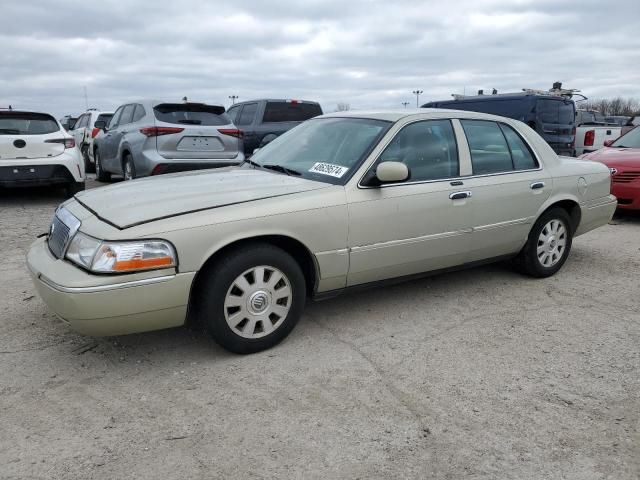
<box><xmin>0</xmin><ymin>112</ymin><xmax>65</xmax><ymax>160</ymax></box>
<box><xmin>457</xmin><ymin>119</ymin><xmax>551</xmax><ymax>260</ymax></box>
<box><xmin>153</xmin><ymin>103</ymin><xmax>240</xmax><ymax>160</ymax></box>
<box><xmin>71</xmin><ymin>114</ymin><xmax>88</xmax><ymax>147</ymax></box>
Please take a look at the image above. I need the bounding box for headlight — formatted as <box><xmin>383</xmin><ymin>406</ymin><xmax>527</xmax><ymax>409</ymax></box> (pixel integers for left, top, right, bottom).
<box><xmin>65</xmin><ymin>234</ymin><xmax>177</xmax><ymax>273</ymax></box>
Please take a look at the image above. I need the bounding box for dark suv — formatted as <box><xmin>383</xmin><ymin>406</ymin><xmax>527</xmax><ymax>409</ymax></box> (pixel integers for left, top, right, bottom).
<box><xmin>226</xmin><ymin>99</ymin><xmax>323</xmax><ymax>154</ymax></box>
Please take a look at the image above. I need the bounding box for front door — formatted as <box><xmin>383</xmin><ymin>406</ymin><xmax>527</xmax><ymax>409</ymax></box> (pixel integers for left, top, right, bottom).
<box><xmin>345</xmin><ymin>119</ymin><xmax>474</xmax><ymax>286</ymax></box>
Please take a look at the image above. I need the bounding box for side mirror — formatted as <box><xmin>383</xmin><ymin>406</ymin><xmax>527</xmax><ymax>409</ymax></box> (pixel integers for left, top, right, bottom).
<box><xmin>94</xmin><ymin>120</ymin><xmax>106</xmax><ymax>131</ymax></box>
<box><xmin>376</xmin><ymin>161</ymin><xmax>409</xmax><ymax>183</ymax></box>
<box><xmin>362</xmin><ymin>161</ymin><xmax>409</xmax><ymax>186</ymax></box>
<box><xmin>603</xmin><ymin>139</ymin><xmax>615</xmax><ymax>147</ymax></box>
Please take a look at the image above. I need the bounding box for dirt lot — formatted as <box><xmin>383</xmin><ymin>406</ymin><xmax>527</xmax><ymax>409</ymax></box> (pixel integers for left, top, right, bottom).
<box><xmin>1</xmin><ymin>179</ymin><xmax>638</xmax><ymax>479</ymax></box>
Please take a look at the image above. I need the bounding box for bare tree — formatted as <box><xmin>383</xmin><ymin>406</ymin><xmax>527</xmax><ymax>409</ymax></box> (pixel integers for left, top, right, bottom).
<box><xmin>336</xmin><ymin>102</ymin><xmax>351</xmax><ymax>112</ymax></box>
<box><xmin>580</xmin><ymin>97</ymin><xmax>640</xmax><ymax>116</ymax></box>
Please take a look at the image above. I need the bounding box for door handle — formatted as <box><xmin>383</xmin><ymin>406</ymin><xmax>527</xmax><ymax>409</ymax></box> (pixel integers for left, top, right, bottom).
<box><xmin>530</xmin><ymin>181</ymin><xmax>545</xmax><ymax>190</ymax></box>
<box><xmin>449</xmin><ymin>191</ymin><xmax>472</xmax><ymax>200</ymax></box>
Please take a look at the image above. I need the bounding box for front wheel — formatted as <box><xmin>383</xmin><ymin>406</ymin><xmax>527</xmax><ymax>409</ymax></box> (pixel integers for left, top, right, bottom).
<box><xmin>195</xmin><ymin>244</ymin><xmax>306</xmax><ymax>354</ymax></box>
<box><xmin>514</xmin><ymin>208</ymin><xmax>573</xmax><ymax>278</ymax></box>
<box><xmin>95</xmin><ymin>149</ymin><xmax>111</xmax><ymax>182</ymax></box>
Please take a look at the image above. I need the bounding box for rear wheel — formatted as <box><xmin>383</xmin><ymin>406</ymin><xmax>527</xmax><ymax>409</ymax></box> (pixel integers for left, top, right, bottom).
<box><xmin>94</xmin><ymin>149</ymin><xmax>111</xmax><ymax>182</ymax></box>
<box><xmin>514</xmin><ymin>208</ymin><xmax>573</xmax><ymax>278</ymax></box>
<box><xmin>123</xmin><ymin>154</ymin><xmax>136</xmax><ymax>181</ymax></box>
<box><xmin>195</xmin><ymin>244</ymin><xmax>306</xmax><ymax>354</ymax></box>
<box><xmin>81</xmin><ymin>145</ymin><xmax>94</xmax><ymax>173</ymax></box>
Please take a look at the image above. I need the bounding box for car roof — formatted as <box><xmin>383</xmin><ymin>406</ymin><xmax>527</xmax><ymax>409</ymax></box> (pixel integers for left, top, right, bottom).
<box><xmin>231</xmin><ymin>99</ymin><xmax>320</xmax><ymax>106</ymax></box>
<box><xmin>317</xmin><ymin>108</ymin><xmax>520</xmax><ymax>123</ymax></box>
<box><xmin>0</xmin><ymin>110</ymin><xmax>56</xmax><ymax>116</ymax></box>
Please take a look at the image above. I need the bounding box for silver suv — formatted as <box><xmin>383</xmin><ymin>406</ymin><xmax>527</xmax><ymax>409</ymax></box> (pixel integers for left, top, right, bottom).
<box><xmin>93</xmin><ymin>100</ymin><xmax>244</xmax><ymax>181</ymax></box>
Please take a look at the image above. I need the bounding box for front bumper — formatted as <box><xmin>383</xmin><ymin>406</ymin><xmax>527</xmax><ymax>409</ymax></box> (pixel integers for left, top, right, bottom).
<box><xmin>26</xmin><ymin>237</ymin><xmax>194</xmax><ymax>336</ymax></box>
<box><xmin>611</xmin><ymin>183</ymin><xmax>640</xmax><ymax>210</ymax></box>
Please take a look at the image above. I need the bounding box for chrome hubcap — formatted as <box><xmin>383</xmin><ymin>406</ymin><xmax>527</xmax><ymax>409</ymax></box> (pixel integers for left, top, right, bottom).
<box><xmin>224</xmin><ymin>266</ymin><xmax>292</xmax><ymax>339</ymax></box>
<box><xmin>537</xmin><ymin>219</ymin><xmax>567</xmax><ymax>267</ymax></box>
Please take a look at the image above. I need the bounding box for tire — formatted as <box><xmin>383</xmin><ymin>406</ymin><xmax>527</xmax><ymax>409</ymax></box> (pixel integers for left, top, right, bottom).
<box><xmin>94</xmin><ymin>149</ymin><xmax>111</xmax><ymax>182</ymax></box>
<box><xmin>195</xmin><ymin>244</ymin><xmax>306</xmax><ymax>354</ymax></box>
<box><xmin>514</xmin><ymin>208</ymin><xmax>573</xmax><ymax>278</ymax></box>
<box><xmin>81</xmin><ymin>145</ymin><xmax>94</xmax><ymax>173</ymax></box>
<box><xmin>123</xmin><ymin>154</ymin><xmax>136</xmax><ymax>181</ymax></box>
<box><xmin>65</xmin><ymin>181</ymin><xmax>85</xmax><ymax>198</ymax></box>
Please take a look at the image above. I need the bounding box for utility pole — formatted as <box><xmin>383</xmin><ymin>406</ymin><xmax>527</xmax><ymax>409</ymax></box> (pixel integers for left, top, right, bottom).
<box><xmin>83</xmin><ymin>86</ymin><xmax>89</xmax><ymax>110</ymax></box>
<box><xmin>412</xmin><ymin>90</ymin><xmax>423</xmax><ymax>108</ymax></box>
<box><xmin>402</xmin><ymin>102</ymin><xmax>410</xmax><ymax>108</ymax></box>
<box><xmin>228</xmin><ymin>95</ymin><xmax>239</xmax><ymax>105</ymax></box>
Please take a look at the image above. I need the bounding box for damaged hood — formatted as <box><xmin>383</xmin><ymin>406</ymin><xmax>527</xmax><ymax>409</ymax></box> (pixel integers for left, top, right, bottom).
<box><xmin>74</xmin><ymin>167</ymin><xmax>329</xmax><ymax>229</ymax></box>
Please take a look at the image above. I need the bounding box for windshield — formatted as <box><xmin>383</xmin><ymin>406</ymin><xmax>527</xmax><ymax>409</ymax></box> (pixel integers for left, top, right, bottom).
<box><xmin>0</xmin><ymin>112</ymin><xmax>59</xmax><ymax>135</ymax></box>
<box><xmin>250</xmin><ymin>117</ymin><xmax>390</xmax><ymax>184</ymax></box>
<box><xmin>611</xmin><ymin>126</ymin><xmax>640</xmax><ymax>148</ymax></box>
<box><xmin>154</xmin><ymin>103</ymin><xmax>230</xmax><ymax>126</ymax></box>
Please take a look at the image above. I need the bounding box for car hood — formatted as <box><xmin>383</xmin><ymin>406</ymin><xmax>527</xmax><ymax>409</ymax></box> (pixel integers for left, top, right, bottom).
<box><xmin>74</xmin><ymin>167</ymin><xmax>329</xmax><ymax>229</ymax></box>
<box><xmin>584</xmin><ymin>147</ymin><xmax>640</xmax><ymax>167</ymax></box>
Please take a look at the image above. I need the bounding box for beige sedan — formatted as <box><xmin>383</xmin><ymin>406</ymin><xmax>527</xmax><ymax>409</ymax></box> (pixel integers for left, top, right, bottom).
<box><xmin>27</xmin><ymin>109</ymin><xmax>616</xmax><ymax>353</ymax></box>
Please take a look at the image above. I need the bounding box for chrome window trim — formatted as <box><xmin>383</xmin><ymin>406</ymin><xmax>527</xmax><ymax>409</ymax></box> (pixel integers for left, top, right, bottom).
<box><xmin>357</xmin><ymin>118</ymin><xmax>545</xmax><ymax>190</ymax></box>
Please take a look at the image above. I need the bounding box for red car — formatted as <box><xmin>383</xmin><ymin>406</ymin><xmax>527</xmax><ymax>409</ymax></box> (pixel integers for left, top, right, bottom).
<box><xmin>582</xmin><ymin>127</ymin><xmax>640</xmax><ymax>210</ymax></box>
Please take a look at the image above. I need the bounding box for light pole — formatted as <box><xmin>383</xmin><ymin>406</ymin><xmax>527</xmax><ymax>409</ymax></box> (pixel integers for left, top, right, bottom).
<box><xmin>412</xmin><ymin>90</ymin><xmax>423</xmax><ymax>107</ymax></box>
<box><xmin>228</xmin><ymin>95</ymin><xmax>239</xmax><ymax>105</ymax></box>
<box><xmin>402</xmin><ymin>102</ymin><xmax>410</xmax><ymax>108</ymax></box>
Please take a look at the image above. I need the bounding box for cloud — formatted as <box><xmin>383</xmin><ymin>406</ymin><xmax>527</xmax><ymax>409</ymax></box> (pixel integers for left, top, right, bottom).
<box><xmin>1</xmin><ymin>0</ymin><xmax>639</xmax><ymax>117</ymax></box>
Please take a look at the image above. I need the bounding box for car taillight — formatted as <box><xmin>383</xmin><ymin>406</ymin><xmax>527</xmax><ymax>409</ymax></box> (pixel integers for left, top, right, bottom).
<box><xmin>584</xmin><ymin>130</ymin><xmax>595</xmax><ymax>147</ymax></box>
<box><xmin>139</xmin><ymin>126</ymin><xmax>185</xmax><ymax>137</ymax></box>
<box><xmin>91</xmin><ymin>127</ymin><xmax>100</xmax><ymax>138</ymax></box>
<box><xmin>45</xmin><ymin>138</ymin><xmax>75</xmax><ymax>149</ymax></box>
<box><xmin>218</xmin><ymin>128</ymin><xmax>243</xmax><ymax>138</ymax></box>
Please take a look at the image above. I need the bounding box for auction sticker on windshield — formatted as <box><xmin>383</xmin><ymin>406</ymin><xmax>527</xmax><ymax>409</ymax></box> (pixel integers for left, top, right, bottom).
<box><xmin>309</xmin><ymin>162</ymin><xmax>349</xmax><ymax>178</ymax></box>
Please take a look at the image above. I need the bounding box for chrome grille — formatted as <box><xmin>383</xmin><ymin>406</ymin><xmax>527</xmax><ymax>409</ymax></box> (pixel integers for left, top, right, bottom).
<box><xmin>613</xmin><ymin>171</ymin><xmax>640</xmax><ymax>183</ymax></box>
<box><xmin>47</xmin><ymin>207</ymin><xmax>81</xmax><ymax>259</ymax></box>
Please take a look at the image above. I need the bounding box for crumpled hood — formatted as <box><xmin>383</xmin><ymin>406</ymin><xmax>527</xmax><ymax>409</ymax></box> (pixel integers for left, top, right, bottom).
<box><xmin>583</xmin><ymin>147</ymin><xmax>640</xmax><ymax>167</ymax></box>
<box><xmin>74</xmin><ymin>167</ymin><xmax>329</xmax><ymax>229</ymax></box>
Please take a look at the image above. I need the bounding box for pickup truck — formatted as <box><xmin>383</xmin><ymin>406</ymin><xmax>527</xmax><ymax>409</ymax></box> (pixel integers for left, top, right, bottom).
<box><xmin>574</xmin><ymin>109</ymin><xmax>621</xmax><ymax>156</ymax></box>
<box><xmin>226</xmin><ymin>99</ymin><xmax>323</xmax><ymax>154</ymax></box>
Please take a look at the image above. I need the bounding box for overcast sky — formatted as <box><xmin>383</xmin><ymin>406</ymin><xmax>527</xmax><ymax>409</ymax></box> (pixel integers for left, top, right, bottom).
<box><xmin>1</xmin><ymin>0</ymin><xmax>639</xmax><ymax>117</ymax></box>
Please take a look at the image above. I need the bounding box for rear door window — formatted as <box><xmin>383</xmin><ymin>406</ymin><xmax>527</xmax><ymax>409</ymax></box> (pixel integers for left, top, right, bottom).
<box><xmin>154</xmin><ymin>103</ymin><xmax>229</xmax><ymax>126</ymax></box>
<box><xmin>461</xmin><ymin>120</ymin><xmax>513</xmax><ymax>175</ymax></box>
<box><xmin>262</xmin><ymin>102</ymin><xmax>322</xmax><ymax>123</ymax></box>
<box><xmin>119</xmin><ymin>105</ymin><xmax>135</xmax><ymax>126</ymax></box>
<box><xmin>0</xmin><ymin>112</ymin><xmax>59</xmax><ymax>135</ymax></box>
<box><xmin>132</xmin><ymin>105</ymin><xmax>146</xmax><ymax>123</ymax></box>
<box><xmin>499</xmin><ymin>124</ymin><xmax>538</xmax><ymax>170</ymax></box>
<box><xmin>236</xmin><ymin>103</ymin><xmax>257</xmax><ymax>126</ymax></box>
<box><xmin>226</xmin><ymin>105</ymin><xmax>240</xmax><ymax>123</ymax></box>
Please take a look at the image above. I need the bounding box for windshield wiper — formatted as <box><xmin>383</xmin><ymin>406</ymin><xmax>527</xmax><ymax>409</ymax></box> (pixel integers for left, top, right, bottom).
<box><xmin>262</xmin><ymin>164</ymin><xmax>302</xmax><ymax>176</ymax></box>
<box><xmin>243</xmin><ymin>158</ymin><xmax>262</xmax><ymax>168</ymax></box>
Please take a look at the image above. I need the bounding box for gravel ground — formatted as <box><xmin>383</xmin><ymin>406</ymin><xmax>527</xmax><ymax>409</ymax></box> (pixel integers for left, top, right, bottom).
<box><xmin>1</xmin><ymin>178</ymin><xmax>638</xmax><ymax>480</ymax></box>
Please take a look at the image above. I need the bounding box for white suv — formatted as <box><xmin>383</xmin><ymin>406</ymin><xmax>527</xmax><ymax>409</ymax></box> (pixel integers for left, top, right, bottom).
<box><xmin>0</xmin><ymin>110</ymin><xmax>85</xmax><ymax>197</ymax></box>
<box><xmin>70</xmin><ymin>109</ymin><xmax>114</xmax><ymax>173</ymax></box>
